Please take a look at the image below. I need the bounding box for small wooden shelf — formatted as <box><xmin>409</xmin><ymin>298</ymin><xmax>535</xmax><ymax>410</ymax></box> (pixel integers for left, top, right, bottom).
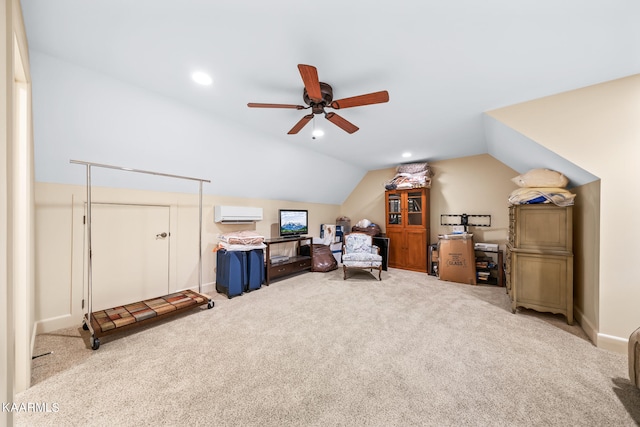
<box><xmin>475</xmin><ymin>249</ymin><xmax>503</xmax><ymax>287</ymax></box>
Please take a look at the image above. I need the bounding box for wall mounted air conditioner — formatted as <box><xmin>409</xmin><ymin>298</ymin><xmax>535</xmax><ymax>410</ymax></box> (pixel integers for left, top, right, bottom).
<box><xmin>214</xmin><ymin>205</ymin><xmax>263</xmax><ymax>224</ymax></box>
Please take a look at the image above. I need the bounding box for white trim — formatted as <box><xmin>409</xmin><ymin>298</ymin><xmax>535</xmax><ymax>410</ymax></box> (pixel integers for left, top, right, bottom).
<box><xmin>35</xmin><ymin>313</ymin><xmax>76</xmax><ymax>334</ymax></box>
<box><xmin>30</xmin><ymin>323</ymin><xmax>37</xmax><ymax>357</ymax></box>
<box><xmin>574</xmin><ymin>306</ymin><xmax>628</xmax><ymax>355</ymax></box>
<box><xmin>196</xmin><ymin>282</ymin><xmax>215</xmax><ymax>296</ymax></box>
<box><xmin>596</xmin><ymin>333</ymin><xmax>628</xmax><ymax>355</ymax></box>
<box><xmin>574</xmin><ymin>306</ymin><xmax>598</xmax><ymax>346</ymax></box>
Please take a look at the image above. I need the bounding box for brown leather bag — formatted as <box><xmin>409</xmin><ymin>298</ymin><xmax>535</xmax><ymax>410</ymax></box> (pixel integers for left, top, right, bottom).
<box><xmin>310</xmin><ymin>244</ymin><xmax>338</xmax><ymax>272</ymax></box>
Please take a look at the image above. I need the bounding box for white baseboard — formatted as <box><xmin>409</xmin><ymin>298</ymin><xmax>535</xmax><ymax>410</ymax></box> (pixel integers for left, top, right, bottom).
<box><xmin>597</xmin><ymin>333</ymin><xmax>628</xmax><ymax>355</ymax></box>
<box><xmin>30</xmin><ymin>324</ymin><xmax>37</xmax><ymax>355</ymax></box>
<box><xmin>35</xmin><ymin>313</ymin><xmax>78</xmax><ymax>334</ymax></box>
<box><xmin>189</xmin><ymin>282</ymin><xmax>215</xmax><ymax>296</ymax></box>
<box><xmin>574</xmin><ymin>306</ymin><xmax>598</xmax><ymax>345</ymax></box>
<box><xmin>568</xmin><ymin>307</ymin><xmax>628</xmax><ymax>355</ymax></box>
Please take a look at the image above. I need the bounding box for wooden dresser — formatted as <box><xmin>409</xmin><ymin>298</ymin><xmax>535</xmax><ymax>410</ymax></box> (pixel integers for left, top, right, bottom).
<box><xmin>506</xmin><ymin>204</ymin><xmax>574</xmax><ymax>324</ymax></box>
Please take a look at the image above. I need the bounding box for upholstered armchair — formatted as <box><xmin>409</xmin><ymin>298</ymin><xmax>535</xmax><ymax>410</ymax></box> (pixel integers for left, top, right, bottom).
<box><xmin>342</xmin><ymin>233</ymin><xmax>383</xmax><ymax>280</ymax></box>
<box><xmin>630</xmin><ymin>326</ymin><xmax>640</xmax><ymax>388</ymax></box>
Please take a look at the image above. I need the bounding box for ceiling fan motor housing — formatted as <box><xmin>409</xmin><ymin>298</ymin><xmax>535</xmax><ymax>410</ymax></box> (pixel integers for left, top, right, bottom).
<box><xmin>303</xmin><ymin>82</ymin><xmax>333</xmax><ymax>114</ymax></box>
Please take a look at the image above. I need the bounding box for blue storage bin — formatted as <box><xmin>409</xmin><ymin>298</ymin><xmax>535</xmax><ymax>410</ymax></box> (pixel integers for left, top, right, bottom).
<box><xmin>246</xmin><ymin>249</ymin><xmax>264</xmax><ymax>292</ymax></box>
<box><xmin>216</xmin><ymin>249</ymin><xmax>246</xmax><ymax>298</ymax></box>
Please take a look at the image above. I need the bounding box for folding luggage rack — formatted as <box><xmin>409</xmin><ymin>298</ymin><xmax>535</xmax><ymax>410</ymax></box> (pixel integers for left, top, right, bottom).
<box><xmin>72</xmin><ymin>160</ymin><xmax>214</xmax><ymax>350</ymax></box>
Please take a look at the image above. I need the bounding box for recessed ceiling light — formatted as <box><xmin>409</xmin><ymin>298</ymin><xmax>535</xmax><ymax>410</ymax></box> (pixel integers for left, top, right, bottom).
<box><xmin>191</xmin><ymin>71</ymin><xmax>212</xmax><ymax>86</ymax></box>
<box><xmin>402</xmin><ymin>152</ymin><xmax>412</xmax><ymax>158</ymax></box>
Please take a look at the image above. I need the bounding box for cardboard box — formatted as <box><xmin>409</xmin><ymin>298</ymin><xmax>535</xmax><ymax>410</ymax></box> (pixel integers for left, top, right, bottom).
<box><xmin>438</xmin><ymin>235</ymin><xmax>477</xmax><ymax>285</ymax></box>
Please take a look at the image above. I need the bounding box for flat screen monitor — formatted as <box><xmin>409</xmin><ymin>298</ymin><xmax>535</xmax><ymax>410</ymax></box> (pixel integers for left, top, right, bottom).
<box><xmin>279</xmin><ymin>209</ymin><xmax>308</xmax><ymax>238</ymax></box>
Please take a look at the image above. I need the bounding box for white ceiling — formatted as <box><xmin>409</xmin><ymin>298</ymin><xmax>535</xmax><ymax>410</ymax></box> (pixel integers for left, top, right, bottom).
<box><xmin>20</xmin><ymin>1</ymin><xmax>640</xmax><ymax>200</ymax></box>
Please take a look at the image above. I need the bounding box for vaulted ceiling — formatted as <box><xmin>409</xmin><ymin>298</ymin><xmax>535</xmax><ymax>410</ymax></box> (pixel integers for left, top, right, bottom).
<box><xmin>21</xmin><ymin>1</ymin><xmax>640</xmax><ymax>203</ymax></box>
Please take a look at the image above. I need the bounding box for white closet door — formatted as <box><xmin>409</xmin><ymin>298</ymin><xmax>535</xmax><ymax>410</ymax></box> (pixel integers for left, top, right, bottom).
<box><xmin>90</xmin><ymin>203</ymin><xmax>170</xmax><ymax>311</ymax></box>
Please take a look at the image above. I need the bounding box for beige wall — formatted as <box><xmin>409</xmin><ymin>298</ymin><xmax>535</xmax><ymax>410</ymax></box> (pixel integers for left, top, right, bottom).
<box><xmin>341</xmin><ymin>154</ymin><xmax>519</xmax><ymax>247</ymax></box>
<box><xmin>339</xmin><ymin>168</ymin><xmax>391</xmax><ymax>231</ymax></box>
<box><xmin>488</xmin><ymin>74</ymin><xmax>640</xmax><ymax>352</ymax></box>
<box><xmin>428</xmin><ymin>155</ymin><xmax>518</xmax><ymax>245</ymax></box>
<box><xmin>34</xmin><ymin>181</ymin><xmax>340</xmax><ymax>333</ymax></box>
<box><xmin>571</xmin><ymin>180</ymin><xmax>600</xmax><ymax>344</ymax></box>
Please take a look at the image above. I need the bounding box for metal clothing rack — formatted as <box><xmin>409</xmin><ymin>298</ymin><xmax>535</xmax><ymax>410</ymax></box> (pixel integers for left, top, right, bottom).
<box><xmin>71</xmin><ymin>160</ymin><xmax>213</xmax><ymax>350</ymax></box>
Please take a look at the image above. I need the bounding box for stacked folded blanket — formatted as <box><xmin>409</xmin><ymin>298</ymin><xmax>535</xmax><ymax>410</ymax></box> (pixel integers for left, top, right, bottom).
<box><xmin>508</xmin><ymin>187</ymin><xmax>576</xmax><ymax>206</ymax></box>
<box><xmin>508</xmin><ymin>169</ymin><xmax>576</xmax><ymax>207</ymax></box>
<box><xmin>215</xmin><ymin>230</ymin><xmax>266</xmax><ymax>251</ymax></box>
<box><xmin>385</xmin><ymin>162</ymin><xmax>433</xmax><ymax>190</ymax></box>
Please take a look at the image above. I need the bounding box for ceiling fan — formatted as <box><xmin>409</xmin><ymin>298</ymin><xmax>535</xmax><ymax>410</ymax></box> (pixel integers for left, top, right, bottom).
<box><xmin>247</xmin><ymin>64</ymin><xmax>389</xmax><ymax>135</ymax></box>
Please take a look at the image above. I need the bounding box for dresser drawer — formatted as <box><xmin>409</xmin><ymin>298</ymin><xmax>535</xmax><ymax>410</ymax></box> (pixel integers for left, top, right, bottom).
<box><xmin>510</xmin><ymin>251</ymin><xmax>573</xmax><ymax>324</ymax></box>
<box><xmin>510</xmin><ymin>205</ymin><xmax>572</xmax><ymax>251</ymax></box>
<box><xmin>269</xmin><ymin>258</ymin><xmax>312</xmax><ymax>279</ymax></box>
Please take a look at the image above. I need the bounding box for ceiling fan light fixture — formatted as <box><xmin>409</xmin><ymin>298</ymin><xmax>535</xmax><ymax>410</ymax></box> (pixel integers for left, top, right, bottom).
<box><xmin>191</xmin><ymin>71</ymin><xmax>213</xmax><ymax>86</ymax></box>
<box><xmin>311</xmin><ymin>115</ymin><xmax>324</xmax><ymax>139</ymax></box>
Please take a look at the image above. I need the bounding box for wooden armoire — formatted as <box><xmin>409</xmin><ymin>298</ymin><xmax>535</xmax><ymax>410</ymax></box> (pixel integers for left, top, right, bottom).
<box><xmin>385</xmin><ymin>188</ymin><xmax>430</xmax><ymax>272</ymax></box>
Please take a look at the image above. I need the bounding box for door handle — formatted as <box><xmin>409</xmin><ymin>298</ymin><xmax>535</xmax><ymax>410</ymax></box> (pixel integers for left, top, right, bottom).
<box><xmin>156</xmin><ymin>232</ymin><xmax>168</xmax><ymax>239</ymax></box>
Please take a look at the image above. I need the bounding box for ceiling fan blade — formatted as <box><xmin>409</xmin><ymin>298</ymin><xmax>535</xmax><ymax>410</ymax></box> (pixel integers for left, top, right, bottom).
<box><xmin>247</xmin><ymin>103</ymin><xmax>306</xmax><ymax>110</ymax></box>
<box><xmin>297</xmin><ymin>64</ymin><xmax>323</xmax><ymax>102</ymax></box>
<box><xmin>287</xmin><ymin>114</ymin><xmax>315</xmax><ymax>134</ymax></box>
<box><xmin>325</xmin><ymin>112</ymin><xmax>359</xmax><ymax>134</ymax></box>
<box><xmin>330</xmin><ymin>90</ymin><xmax>390</xmax><ymax>109</ymax></box>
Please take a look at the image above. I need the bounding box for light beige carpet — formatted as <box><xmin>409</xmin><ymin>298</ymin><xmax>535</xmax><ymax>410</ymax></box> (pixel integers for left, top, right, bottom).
<box><xmin>16</xmin><ymin>268</ymin><xmax>640</xmax><ymax>426</ymax></box>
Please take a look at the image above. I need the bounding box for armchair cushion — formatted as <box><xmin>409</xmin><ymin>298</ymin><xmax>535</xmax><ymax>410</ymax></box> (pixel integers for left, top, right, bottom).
<box><xmin>342</xmin><ymin>252</ymin><xmax>382</xmax><ymax>267</ymax></box>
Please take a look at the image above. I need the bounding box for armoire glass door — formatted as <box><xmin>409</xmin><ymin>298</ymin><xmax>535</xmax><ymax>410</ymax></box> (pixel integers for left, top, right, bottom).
<box><xmin>407</xmin><ymin>191</ymin><xmax>424</xmax><ymax>226</ymax></box>
<box><xmin>387</xmin><ymin>193</ymin><xmax>401</xmax><ymax>225</ymax></box>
